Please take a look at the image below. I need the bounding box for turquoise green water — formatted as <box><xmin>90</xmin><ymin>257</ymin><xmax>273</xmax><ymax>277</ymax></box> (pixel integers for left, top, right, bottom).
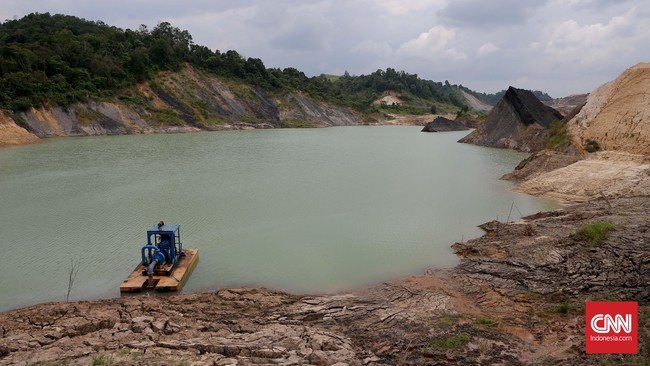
<box><xmin>0</xmin><ymin>127</ymin><xmax>558</xmax><ymax>311</ymax></box>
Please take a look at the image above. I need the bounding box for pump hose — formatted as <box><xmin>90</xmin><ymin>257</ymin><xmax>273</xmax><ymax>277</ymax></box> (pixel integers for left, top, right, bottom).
<box><xmin>147</xmin><ymin>259</ymin><xmax>158</xmax><ymax>287</ymax></box>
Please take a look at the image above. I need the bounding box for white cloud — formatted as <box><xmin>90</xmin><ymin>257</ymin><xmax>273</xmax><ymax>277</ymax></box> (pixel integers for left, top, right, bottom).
<box><xmin>351</xmin><ymin>40</ymin><xmax>394</xmax><ymax>56</ymax></box>
<box><xmin>373</xmin><ymin>0</ymin><xmax>445</xmax><ymax>15</ymax></box>
<box><xmin>398</xmin><ymin>25</ymin><xmax>467</xmax><ymax>60</ymax></box>
<box><xmin>439</xmin><ymin>0</ymin><xmax>545</xmax><ymax>29</ymax></box>
<box><xmin>543</xmin><ymin>6</ymin><xmax>648</xmax><ymax>65</ymax></box>
<box><xmin>476</xmin><ymin>42</ymin><xmax>498</xmax><ymax>56</ymax></box>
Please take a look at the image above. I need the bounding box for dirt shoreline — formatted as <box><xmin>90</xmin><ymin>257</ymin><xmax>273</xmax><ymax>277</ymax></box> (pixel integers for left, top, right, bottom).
<box><xmin>509</xmin><ymin>151</ymin><xmax>650</xmax><ymax>204</ymax></box>
<box><xmin>1</xmin><ymin>195</ymin><xmax>648</xmax><ymax>365</ymax></box>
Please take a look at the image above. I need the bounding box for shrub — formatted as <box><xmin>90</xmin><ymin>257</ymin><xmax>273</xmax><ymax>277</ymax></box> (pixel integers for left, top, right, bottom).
<box><xmin>149</xmin><ymin>108</ymin><xmax>185</xmax><ymax>126</ymax></box>
<box><xmin>557</xmin><ymin>301</ymin><xmax>576</xmax><ymax>314</ymax></box>
<box><xmin>428</xmin><ymin>333</ymin><xmax>471</xmax><ymax>349</ymax></box>
<box><xmin>91</xmin><ymin>354</ymin><xmax>112</xmax><ymax>365</ymax></box>
<box><xmin>475</xmin><ymin>317</ymin><xmax>498</xmax><ymax>326</ymax></box>
<box><xmin>546</xmin><ymin>120</ymin><xmax>570</xmax><ymax>150</ymax></box>
<box><xmin>577</xmin><ymin>222</ymin><xmax>615</xmax><ymax>245</ymax></box>
<box><xmin>585</xmin><ymin>139</ymin><xmax>601</xmax><ymax>153</ymax></box>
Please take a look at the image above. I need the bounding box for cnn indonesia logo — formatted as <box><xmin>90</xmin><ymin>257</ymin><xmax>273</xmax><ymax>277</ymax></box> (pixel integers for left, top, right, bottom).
<box><xmin>586</xmin><ymin>301</ymin><xmax>638</xmax><ymax>354</ymax></box>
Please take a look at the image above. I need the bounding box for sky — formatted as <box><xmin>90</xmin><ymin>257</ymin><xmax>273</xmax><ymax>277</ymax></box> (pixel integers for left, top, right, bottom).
<box><xmin>1</xmin><ymin>0</ymin><xmax>648</xmax><ymax>97</ymax></box>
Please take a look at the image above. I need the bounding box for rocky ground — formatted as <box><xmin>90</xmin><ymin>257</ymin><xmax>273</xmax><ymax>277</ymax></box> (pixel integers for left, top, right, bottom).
<box><xmin>1</xmin><ymin>196</ymin><xmax>648</xmax><ymax>365</ymax></box>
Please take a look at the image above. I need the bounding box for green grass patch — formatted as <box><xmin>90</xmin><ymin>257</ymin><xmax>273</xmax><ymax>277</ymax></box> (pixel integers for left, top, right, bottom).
<box><xmin>557</xmin><ymin>301</ymin><xmax>577</xmax><ymax>314</ymax></box>
<box><xmin>74</xmin><ymin>107</ymin><xmax>104</xmax><ymax>126</ymax></box>
<box><xmin>475</xmin><ymin>317</ymin><xmax>498</xmax><ymax>326</ymax></box>
<box><xmin>585</xmin><ymin>139</ymin><xmax>601</xmax><ymax>153</ymax></box>
<box><xmin>224</xmin><ymin>80</ymin><xmax>256</xmax><ymax>101</ymax></box>
<box><xmin>427</xmin><ymin>333</ymin><xmax>471</xmax><ymax>349</ymax></box>
<box><xmin>189</xmin><ymin>99</ymin><xmax>210</xmax><ymax>119</ymax></box>
<box><xmin>473</xmin><ymin>317</ymin><xmax>500</xmax><ymax>334</ymax></box>
<box><xmin>546</xmin><ymin>120</ymin><xmax>571</xmax><ymax>151</ymax></box>
<box><xmin>91</xmin><ymin>354</ymin><xmax>113</xmax><ymax>365</ymax></box>
<box><xmin>117</xmin><ymin>94</ymin><xmax>149</xmax><ymax>108</ymax></box>
<box><xmin>434</xmin><ymin>314</ymin><xmax>468</xmax><ymax>327</ymax></box>
<box><xmin>577</xmin><ymin>222</ymin><xmax>615</xmax><ymax>246</ymax></box>
<box><xmin>149</xmin><ymin>108</ymin><xmax>185</xmax><ymax>126</ymax></box>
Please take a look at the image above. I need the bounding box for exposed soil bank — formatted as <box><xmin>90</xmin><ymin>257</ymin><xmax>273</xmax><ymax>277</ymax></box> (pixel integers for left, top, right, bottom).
<box><xmin>512</xmin><ymin>151</ymin><xmax>650</xmax><ymax>203</ymax></box>
<box><xmin>1</xmin><ymin>196</ymin><xmax>648</xmax><ymax>365</ymax></box>
<box><xmin>0</xmin><ymin>66</ymin><xmax>363</xmax><ymax>148</ymax></box>
<box><xmin>0</xmin><ymin>112</ymin><xmax>41</xmax><ymax>147</ymax></box>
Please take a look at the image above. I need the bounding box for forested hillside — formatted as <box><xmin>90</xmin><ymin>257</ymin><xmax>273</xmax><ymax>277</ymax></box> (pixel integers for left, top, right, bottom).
<box><xmin>0</xmin><ymin>13</ymin><xmax>468</xmax><ymax>114</ymax></box>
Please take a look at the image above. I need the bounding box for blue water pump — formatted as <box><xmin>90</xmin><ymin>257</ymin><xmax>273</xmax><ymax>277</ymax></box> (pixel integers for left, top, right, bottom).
<box><xmin>141</xmin><ymin>221</ymin><xmax>184</xmax><ymax>285</ymax></box>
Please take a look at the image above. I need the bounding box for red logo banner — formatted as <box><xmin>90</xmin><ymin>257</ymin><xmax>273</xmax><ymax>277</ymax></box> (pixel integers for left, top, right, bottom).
<box><xmin>586</xmin><ymin>301</ymin><xmax>638</xmax><ymax>354</ymax></box>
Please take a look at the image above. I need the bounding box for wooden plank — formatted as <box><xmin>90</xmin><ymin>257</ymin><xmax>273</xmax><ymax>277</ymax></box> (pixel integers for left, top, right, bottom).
<box><xmin>156</xmin><ymin>248</ymin><xmax>199</xmax><ymax>290</ymax></box>
<box><xmin>119</xmin><ymin>248</ymin><xmax>199</xmax><ymax>292</ymax></box>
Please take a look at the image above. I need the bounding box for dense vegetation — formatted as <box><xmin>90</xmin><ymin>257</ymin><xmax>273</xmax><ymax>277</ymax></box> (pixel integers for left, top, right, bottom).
<box><xmin>0</xmin><ymin>12</ymin><xmax>470</xmax><ymax>113</ymax></box>
<box><xmin>336</xmin><ymin>69</ymin><xmax>466</xmax><ymax>110</ymax></box>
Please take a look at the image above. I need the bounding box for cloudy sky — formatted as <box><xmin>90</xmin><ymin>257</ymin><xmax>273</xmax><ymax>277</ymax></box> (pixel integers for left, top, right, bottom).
<box><xmin>1</xmin><ymin>0</ymin><xmax>648</xmax><ymax>97</ymax></box>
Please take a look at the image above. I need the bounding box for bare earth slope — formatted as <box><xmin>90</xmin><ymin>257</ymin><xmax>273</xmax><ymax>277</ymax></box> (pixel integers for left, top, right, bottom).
<box><xmin>0</xmin><ymin>113</ymin><xmax>40</xmax><ymax>147</ymax></box>
<box><xmin>569</xmin><ymin>62</ymin><xmax>650</xmax><ymax>155</ymax></box>
<box><xmin>461</xmin><ymin>91</ymin><xmax>492</xmax><ymax>113</ymax></box>
<box><xmin>0</xmin><ymin>66</ymin><xmax>361</xmax><ymax>147</ymax></box>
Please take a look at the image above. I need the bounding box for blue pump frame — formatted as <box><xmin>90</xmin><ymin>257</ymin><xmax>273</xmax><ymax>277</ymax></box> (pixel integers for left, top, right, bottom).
<box><xmin>140</xmin><ymin>223</ymin><xmax>183</xmax><ymax>275</ymax></box>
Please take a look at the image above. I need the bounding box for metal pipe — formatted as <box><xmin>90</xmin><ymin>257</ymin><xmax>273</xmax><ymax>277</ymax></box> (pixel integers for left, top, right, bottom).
<box><xmin>147</xmin><ymin>259</ymin><xmax>158</xmax><ymax>287</ymax></box>
<box><xmin>141</xmin><ymin>245</ymin><xmax>158</xmax><ymax>266</ymax></box>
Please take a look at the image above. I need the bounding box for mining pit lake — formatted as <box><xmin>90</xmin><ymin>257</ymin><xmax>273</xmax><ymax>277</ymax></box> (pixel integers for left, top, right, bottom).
<box><xmin>0</xmin><ymin>126</ymin><xmax>559</xmax><ymax>312</ymax></box>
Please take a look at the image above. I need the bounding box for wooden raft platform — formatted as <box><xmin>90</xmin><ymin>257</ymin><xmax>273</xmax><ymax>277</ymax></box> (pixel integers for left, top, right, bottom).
<box><xmin>120</xmin><ymin>248</ymin><xmax>199</xmax><ymax>292</ymax></box>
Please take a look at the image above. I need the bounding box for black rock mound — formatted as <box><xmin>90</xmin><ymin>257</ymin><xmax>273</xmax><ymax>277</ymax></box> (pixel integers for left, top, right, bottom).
<box><xmin>421</xmin><ymin>117</ymin><xmax>469</xmax><ymax>132</ymax></box>
<box><xmin>458</xmin><ymin>86</ymin><xmax>563</xmax><ymax>152</ymax></box>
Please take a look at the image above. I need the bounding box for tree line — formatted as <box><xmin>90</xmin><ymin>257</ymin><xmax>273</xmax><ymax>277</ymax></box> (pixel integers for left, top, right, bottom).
<box><xmin>0</xmin><ymin>13</ymin><xmax>469</xmax><ymax>112</ymax></box>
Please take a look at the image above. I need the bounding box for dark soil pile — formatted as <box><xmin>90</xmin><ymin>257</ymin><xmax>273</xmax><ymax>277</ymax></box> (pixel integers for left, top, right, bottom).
<box><xmin>421</xmin><ymin>116</ymin><xmax>469</xmax><ymax>132</ymax></box>
<box><xmin>459</xmin><ymin>86</ymin><xmax>564</xmax><ymax>152</ymax></box>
